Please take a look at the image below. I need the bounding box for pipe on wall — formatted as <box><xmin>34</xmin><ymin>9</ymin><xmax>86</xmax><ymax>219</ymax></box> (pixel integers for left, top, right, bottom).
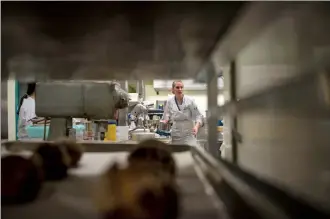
<box><xmin>135</xmin><ymin>80</ymin><xmax>145</xmax><ymax>100</ymax></box>
<box><xmin>139</xmin><ymin>80</ymin><xmax>145</xmax><ymax>100</ymax></box>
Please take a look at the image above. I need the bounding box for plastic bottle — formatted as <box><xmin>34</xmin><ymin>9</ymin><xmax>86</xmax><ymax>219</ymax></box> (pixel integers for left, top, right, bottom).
<box><xmin>107</xmin><ymin>120</ymin><xmax>117</xmax><ymax>141</ymax></box>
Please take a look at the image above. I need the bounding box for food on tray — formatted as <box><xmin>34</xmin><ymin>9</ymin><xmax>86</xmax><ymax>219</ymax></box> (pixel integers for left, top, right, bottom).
<box><xmin>56</xmin><ymin>139</ymin><xmax>84</xmax><ymax>168</ymax></box>
<box><xmin>93</xmin><ymin>161</ymin><xmax>180</xmax><ymax>219</ymax></box>
<box><xmin>128</xmin><ymin>139</ymin><xmax>176</xmax><ymax>176</ymax></box>
<box><xmin>31</xmin><ymin>143</ymin><xmax>71</xmax><ymax>181</ymax></box>
<box><xmin>1</xmin><ymin>155</ymin><xmax>44</xmax><ymax>205</ymax></box>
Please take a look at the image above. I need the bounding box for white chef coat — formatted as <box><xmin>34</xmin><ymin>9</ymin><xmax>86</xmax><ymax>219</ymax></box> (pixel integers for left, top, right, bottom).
<box><xmin>17</xmin><ymin>96</ymin><xmax>36</xmax><ymax>139</ymax></box>
<box><xmin>163</xmin><ymin>95</ymin><xmax>203</xmax><ymax>146</ymax></box>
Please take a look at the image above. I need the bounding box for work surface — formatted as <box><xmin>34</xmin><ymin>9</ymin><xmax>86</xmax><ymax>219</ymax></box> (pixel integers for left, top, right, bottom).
<box><xmin>2</xmin><ymin>151</ymin><xmax>220</xmax><ymax>219</ymax></box>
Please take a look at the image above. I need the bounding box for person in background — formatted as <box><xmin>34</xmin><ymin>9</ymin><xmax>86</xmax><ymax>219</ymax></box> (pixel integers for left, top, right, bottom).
<box><xmin>17</xmin><ymin>83</ymin><xmax>38</xmax><ymax>139</ymax></box>
<box><xmin>162</xmin><ymin>80</ymin><xmax>204</xmax><ymax>146</ymax></box>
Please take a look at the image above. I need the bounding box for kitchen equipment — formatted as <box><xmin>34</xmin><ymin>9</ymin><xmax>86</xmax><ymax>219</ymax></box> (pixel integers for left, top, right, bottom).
<box><xmin>156</xmin><ymin>136</ymin><xmax>172</xmax><ymax>144</ymax></box>
<box><xmin>33</xmin><ymin>82</ymin><xmax>129</xmax><ymax>141</ymax></box>
<box><xmin>84</xmin><ymin>121</ymin><xmax>94</xmax><ymax>140</ymax></box>
<box><xmin>100</xmin><ymin>132</ymin><xmax>105</xmax><ymax>141</ymax></box>
<box><xmin>131</xmin><ymin>132</ymin><xmax>155</xmax><ymax>142</ymax></box>
<box><xmin>128</xmin><ymin>93</ymin><xmax>139</xmax><ymax>102</ymax></box>
<box><xmin>158</xmin><ymin>121</ymin><xmax>171</xmax><ymax>132</ymax></box>
<box><xmin>128</xmin><ymin>103</ymin><xmax>149</xmax><ymax>130</ymax></box>
<box><xmin>146</xmin><ymin>116</ymin><xmax>160</xmax><ymax>131</ymax></box>
<box><xmin>156</xmin><ymin>100</ymin><xmax>167</xmax><ymax>110</ymax></box>
<box><xmin>66</xmin><ymin>128</ymin><xmax>76</xmax><ymax>140</ymax></box>
<box><xmin>156</xmin><ymin>129</ymin><xmax>171</xmax><ymax>137</ymax></box>
<box><xmin>117</xmin><ymin>126</ymin><xmax>129</xmax><ymax>141</ymax></box>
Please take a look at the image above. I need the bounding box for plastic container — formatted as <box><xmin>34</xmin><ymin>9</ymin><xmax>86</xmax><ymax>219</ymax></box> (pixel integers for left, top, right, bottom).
<box><xmin>106</xmin><ymin>120</ymin><xmax>117</xmax><ymax>141</ymax></box>
<box><xmin>26</xmin><ymin>124</ymin><xmax>85</xmax><ymax>140</ymax></box>
<box><xmin>76</xmin><ymin>128</ymin><xmax>83</xmax><ymax>141</ymax></box>
<box><xmin>116</xmin><ymin>126</ymin><xmax>129</xmax><ymax>141</ymax></box>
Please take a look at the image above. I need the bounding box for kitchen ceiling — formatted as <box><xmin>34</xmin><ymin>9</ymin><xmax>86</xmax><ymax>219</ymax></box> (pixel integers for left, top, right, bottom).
<box><xmin>1</xmin><ymin>1</ymin><xmax>245</xmax><ymax>81</ymax></box>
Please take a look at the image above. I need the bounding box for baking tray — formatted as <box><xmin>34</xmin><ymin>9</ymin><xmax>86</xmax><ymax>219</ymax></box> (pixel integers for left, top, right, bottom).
<box><xmin>1</xmin><ymin>141</ymin><xmax>223</xmax><ymax>219</ymax></box>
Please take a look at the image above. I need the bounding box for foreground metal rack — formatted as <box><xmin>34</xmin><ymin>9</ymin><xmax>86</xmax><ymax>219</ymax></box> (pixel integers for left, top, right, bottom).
<box><xmin>1</xmin><ymin>141</ymin><xmax>223</xmax><ymax>219</ymax></box>
<box><xmin>2</xmin><ymin>1</ymin><xmax>330</xmax><ymax>218</ymax></box>
<box><xmin>2</xmin><ymin>141</ymin><xmax>330</xmax><ymax>219</ymax></box>
<box><xmin>208</xmin><ymin>2</ymin><xmax>330</xmax><ymax>212</ymax></box>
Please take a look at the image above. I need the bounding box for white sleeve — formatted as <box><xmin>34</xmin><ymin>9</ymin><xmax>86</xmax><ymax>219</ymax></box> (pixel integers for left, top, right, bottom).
<box><xmin>191</xmin><ymin>98</ymin><xmax>204</xmax><ymax>126</ymax></box>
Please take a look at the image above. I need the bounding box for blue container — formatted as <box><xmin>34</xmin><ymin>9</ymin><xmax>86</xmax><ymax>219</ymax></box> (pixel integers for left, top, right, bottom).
<box><xmin>26</xmin><ymin>124</ymin><xmax>85</xmax><ymax>139</ymax></box>
<box><xmin>108</xmin><ymin>120</ymin><xmax>117</xmax><ymax>125</ymax></box>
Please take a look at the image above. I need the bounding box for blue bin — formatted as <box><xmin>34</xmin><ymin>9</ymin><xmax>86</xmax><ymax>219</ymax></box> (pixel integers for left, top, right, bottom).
<box><xmin>26</xmin><ymin>124</ymin><xmax>85</xmax><ymax>139</ymax></box>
